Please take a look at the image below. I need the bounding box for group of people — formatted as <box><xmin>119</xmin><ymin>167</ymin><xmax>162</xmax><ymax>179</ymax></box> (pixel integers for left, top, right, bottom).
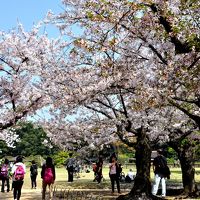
<box><xmin>0</xmin><ymin>156</ymin><xmax>55</xmax><ymax>200</ymax></box>
<box><xmin>65</xmin><ymin>152</ymin><xmax>123</xmax><ymax>193</ymax></box>
<box><xmin>0</xmin><ymin>150</ymin><xmax>170</xmax><ymax>199</ymax></box>
<box><xmin>91</xmin><ymin>150</ymin><xmax>170</xmax><ymax>197</ymax></box>
<box><xmin>0</xmin><ymin>156</ymin><xmax>26</xmax><ymax>199</ymax></box>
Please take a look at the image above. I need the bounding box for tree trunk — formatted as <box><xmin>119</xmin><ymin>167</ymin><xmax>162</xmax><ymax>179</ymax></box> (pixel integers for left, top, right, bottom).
<box><xmin>117</xmin><ymin>128</ymin><xmax>162</xmax><ymax>200</ymax></box>
<box><xmin>170</xmin><ymin>141</ymin><xmax>197</xmax><ymax>196</ymax></box>
<box><xmin>178</xmin><ymin>148</ymin><xmax>196</xmax><ymax>195</ymax></box>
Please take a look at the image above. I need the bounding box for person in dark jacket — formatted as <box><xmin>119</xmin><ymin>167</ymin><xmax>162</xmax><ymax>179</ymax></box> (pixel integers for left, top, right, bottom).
<box><xmin>41</xmin><ymin>157</ymin><xmax>56</xmax><ymax>200</ymax></box>
<box><xmin>30</xmin><ymin>160</ymin><xmax>38</xmax><ymax>189</ymax></box>
<box><xmin>1</xmin><ymin>158</ymin><xmax>10</xmax><ymax>193</ymax></box>
<box><xmin>152</xmin><ymin>149</ymin><xmax>170</xmax><ymax>197</ymax></box>
<box><xmin>65</xmin><ymin>153</ymin><xmax>75</xmax><ymax>182</ymax></box>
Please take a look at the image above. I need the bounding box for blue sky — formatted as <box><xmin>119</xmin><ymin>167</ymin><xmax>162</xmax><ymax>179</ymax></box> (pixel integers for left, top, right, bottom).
<box><xmin>0</xmin><ymin>0</ymin><xmax>82</xmax><ymax>123</ymax></box>
<box><xmin>0</xmin><ymin>0</ymin><xmax>64</xmax><ymax>37</ymax></box>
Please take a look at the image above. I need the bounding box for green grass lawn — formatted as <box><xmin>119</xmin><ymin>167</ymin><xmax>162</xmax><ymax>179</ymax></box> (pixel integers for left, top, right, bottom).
<box><xmin>21</xmin><ymin>165</ymin><xmax>200</xmax><ymax>191</ymax></box>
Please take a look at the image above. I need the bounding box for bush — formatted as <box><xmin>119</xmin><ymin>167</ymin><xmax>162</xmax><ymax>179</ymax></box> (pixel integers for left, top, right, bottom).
<box><xmin>24</xmin><ymin>155</ymin><xmax>44</xmax><ymax>167</ymax></box>
<box><xmin>52</xmin><ymin>151</ymin><xmax>69</xmax><ymax>167</ymax></box>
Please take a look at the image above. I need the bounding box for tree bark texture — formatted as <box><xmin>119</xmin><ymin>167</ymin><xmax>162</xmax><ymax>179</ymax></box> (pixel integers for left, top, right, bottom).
<box><xmin>170</xmin><ymin>141</ymin><xmax>198</xmax><ymax>196</ymax></box>
<box><xmin>117</xmin><ymin>129</ymin><xmax>162</xmax><ymax>200</ymax></box>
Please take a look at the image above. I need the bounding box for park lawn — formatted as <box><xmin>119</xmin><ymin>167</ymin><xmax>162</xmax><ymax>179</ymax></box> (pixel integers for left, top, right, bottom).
<box><xmin>22</xmin><ymin>166</ymin><xmax>200</xmax><ymax>191</ymax></box>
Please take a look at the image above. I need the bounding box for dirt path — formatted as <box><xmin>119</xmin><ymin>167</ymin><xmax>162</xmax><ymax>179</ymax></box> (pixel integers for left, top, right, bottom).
<box><xmin>1</xmin><ymin>188</ymin><xmax>42</xmax><ymax>200</ymax></box>
<box><xmin>1</xmin><ymin>188</ymin><xmax>124</xmax><ymax>200</ymax></box>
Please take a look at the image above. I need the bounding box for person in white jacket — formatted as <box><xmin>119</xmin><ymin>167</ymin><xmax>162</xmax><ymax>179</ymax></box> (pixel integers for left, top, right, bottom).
<box><xmin>11</xmin><ymin>156</ymin><xmax>26</xmax><ymax>200</ymax></box>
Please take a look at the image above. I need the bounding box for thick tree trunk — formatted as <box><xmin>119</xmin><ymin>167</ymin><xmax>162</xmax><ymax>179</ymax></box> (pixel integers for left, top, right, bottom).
<box><xmin>178</xmin><ymin>148</ymin><xmax>196</xmax><ymax>195</ymax></box>
<box><xmin>117</xmin><ymin>129</ymin><xmax>162</xmax><ymax>200</ymax></box>
<box><xmin>170</xmin><ymin>142</ymin><xmax>198</xmax><ymax>196</ymax></box>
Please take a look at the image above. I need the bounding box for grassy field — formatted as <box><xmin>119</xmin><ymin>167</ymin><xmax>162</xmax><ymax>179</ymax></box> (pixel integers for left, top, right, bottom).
<box><xmin>21</xmin><ymin>165</ymin><xmax>200</xmax><ymax>190</ymax></box>
<box><xmin>1</xmin><ymin>165</ymin><xmax>200</xmax><ymax>199</ymax></box>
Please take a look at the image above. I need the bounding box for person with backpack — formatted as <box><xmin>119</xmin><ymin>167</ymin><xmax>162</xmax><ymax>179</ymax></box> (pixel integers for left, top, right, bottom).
<box><xmin>11</xmin><ymin>156</ymin><xmax>26</xmax><ymax>200</ymax></box>
<box><xmin>41</xmin><ymin>157</ymin><xmax>55</xmax><ymax>200</ymax></box>
<box><xmin>109</xmin><ymin>154</ymin><xmax>121</xmax><ymax>194</ymax></box>
<box><xmin>1</xmin><ymin>158</ymin><xmax>11</xmax><ymax>193</ymax></box>
<box><xmin>152</xmin><ymin>149</ymin><xmax>170</xmax><ymax>197</ymax></box>
<box><xmin>30</xmin><ymin>160</ymin><xmax>38</xmax><ymax>189</ymax></box>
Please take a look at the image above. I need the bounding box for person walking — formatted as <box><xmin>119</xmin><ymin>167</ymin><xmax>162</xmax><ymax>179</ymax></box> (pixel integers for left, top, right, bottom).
<box><xmin>1</xmin><ymin>158</ymin><xmax>11</xmax><ymax>193</ymax></box>
<box><xmin>41</xmin><ymin>157</ymin><xmax>56</xmax><ymax>200</ymax></box>
<box><xmin>152</xmin><ymin>149</ymin><xmax>170</xmax><ymax>197</ymax></box>
<box><xmin>30</xmin><ymin>160</ymin><xmax>38</xmax><ymax>189</ymax></box>
<box><xmin>109</xmin><ymin>154</ymin><xmax>121</xmax><ymax>194</ymax></box>
<box><xmin>11</xmin><ymin>156</ymin><xmax>26</xmax><ymax>200</ymax></box>
<box><xmin>65</xmin><ymin>152</ymin><xmax>75</xmax><ymax>182</ymax></box>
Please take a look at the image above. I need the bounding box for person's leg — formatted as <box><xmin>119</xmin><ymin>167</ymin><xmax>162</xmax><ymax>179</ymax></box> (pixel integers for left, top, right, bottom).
<box><xmin>161</xmin><ymin>177</ymin><xmax>166</xmax><ymax>197</ymax></box>
<box><xmin>68</xmin><ymin>167</ymin><xmax>73</xmax><ymax>182</ymax></box>
<box><xmin>49</xmin><ymin>183</ymin><xmax>54</xmax><ymax>200</ymax></box>
<box><xmin>13</xmin><ymin>181</ymin><xmax>17</xmax><ymax>199</ymax></box>
<box><xmin>31</xmin><ymin>176</ymin><xmax>34</xmax><ymax>188</ymax></box>
<box><xmin>32</xmin><ymin>175</ymin><xmax>36</xmax><ymax>188</ymax></box>
<box><xmin>110</xmin><ymin>174</ymin><xmax>115</xmax><ymax>193</ymax></box>
<box><xmin>1</xmin><ymin>179</ymin><xmax>5</xmax><ymax>192</ymax></box>
<box><xmin>6</xmin><ymin>178</ymin><xmax>10</xmax><ymax>192</ymax></box>
<box><xmin>97</xmin><ymin>172</ymin><xmax>101</xmax><ymax>183</ymax></box>
<box><xmin>42</xmin><ymin>181</ymin><xmax>47</xmax><ymax>200</ymax></box>
<box><xmin>152</xmin><ymin>174</ymin><xmax>161</xmax><ymax>195</ymax></box>
<box><xmin>67</xmin><ymin>169</ymin><xmax>70</xmax><ymax>182</ymax></box>
<box><xmin>34</xmin><ymin>175</ymin><xmax>37</xmax><ymax>188</ymax></box>
<box><xmin>70</xmin><ymin>167</ymin><xmax>74</xmax><ymax>182</ymax></box>
<box><xmin>115</xmin><ymin>175</ymin><xmax>120</xmax><ymax>193</ymax></box>
<box><xmin>16</xmin><ymin>181</ymin><xmax>23</xmax><ymax>200</ymax></box>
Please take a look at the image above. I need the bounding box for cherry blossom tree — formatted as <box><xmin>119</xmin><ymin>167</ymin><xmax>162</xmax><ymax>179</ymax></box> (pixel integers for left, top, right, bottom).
<box><xmin>0</xmin><ymin>24</ymin><xmax>69</xmax><ymax>145</ymax></box>
<box><xmin>43</xmin><ymin>0</ymin><xmax>199</xmax><ymax>199</ymax></box>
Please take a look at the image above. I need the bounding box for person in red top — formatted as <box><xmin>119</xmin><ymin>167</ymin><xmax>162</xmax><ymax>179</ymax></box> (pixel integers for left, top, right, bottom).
<box><xmin>41</xmin><ymin>157</ymin><xmax>56</xmax><ymax>200</ymax></box>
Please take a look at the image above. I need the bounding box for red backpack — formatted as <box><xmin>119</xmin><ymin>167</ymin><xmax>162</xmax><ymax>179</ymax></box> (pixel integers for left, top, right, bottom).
<box><xmin>14</xmin><ymin>165</ymin><xmax>25</xmax><ymax>181</ymax></box>
<box><xmin>43</xmin><ymin>167</ymin><xmax>54</xmax><ymax>184</ymax></box>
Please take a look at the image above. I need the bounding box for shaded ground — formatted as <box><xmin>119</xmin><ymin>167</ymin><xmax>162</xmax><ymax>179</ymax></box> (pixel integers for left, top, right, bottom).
<box><xmin>0</xmin><ymin>167</ymin><xmax>199</xmax><ymax>199</ymax></box>
<box><xmin>0</xmin><ymin>188</ymin><xmax>125</xmax><ymax>200</ymax></box>
<box><xmin>1</xmin><ymin>188</ymin><xmax>200</xmax><ymax>200</ymax></box>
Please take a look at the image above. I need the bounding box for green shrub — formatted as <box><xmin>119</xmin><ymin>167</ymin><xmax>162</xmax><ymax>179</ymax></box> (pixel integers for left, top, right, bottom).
<box><xmin>52</xmin><ymin>151</ymin><xmax>69</xmax><ymax>167</ymax></box>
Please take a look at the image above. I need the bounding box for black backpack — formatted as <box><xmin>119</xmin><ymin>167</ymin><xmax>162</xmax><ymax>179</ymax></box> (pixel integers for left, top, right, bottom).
<box><xmin>31</xmin><ymin>165</ymin><xmax>38</xmax><ymax>175</ymax></box>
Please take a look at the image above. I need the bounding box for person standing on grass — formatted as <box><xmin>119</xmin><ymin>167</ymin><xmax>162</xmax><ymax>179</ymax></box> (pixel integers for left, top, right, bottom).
<box><xmin>1</xmin><ymin>158</ymin><xmax>11</xmax><ymax>193</ymax></box>
<box><xmin>109</xmin><ymin>154</ymin><xmax>121</xmax><ymax>194</ymax></box>
<box><xmin>65</xmin><ymin>152</ymin><xmax>75</xmax><ymax>182</ymax></box>
<box><xmin>11</xmin><ymin>156</ymin><xmax>26</xmax><ymax>200</ymax></box>
<box><xmin>152</xmin><ymin>149</ymin><xmax>170</xmax><ymax>197</ymax></box>
<box><xmin>41</xmin><ymin>157</ymin><xmax>56</xmax><ymax>200</ymax></box>
<box><xmin>30</xmin><ymin>160</ymin><xmax>38</xmax><ymax>189</ymax></box>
